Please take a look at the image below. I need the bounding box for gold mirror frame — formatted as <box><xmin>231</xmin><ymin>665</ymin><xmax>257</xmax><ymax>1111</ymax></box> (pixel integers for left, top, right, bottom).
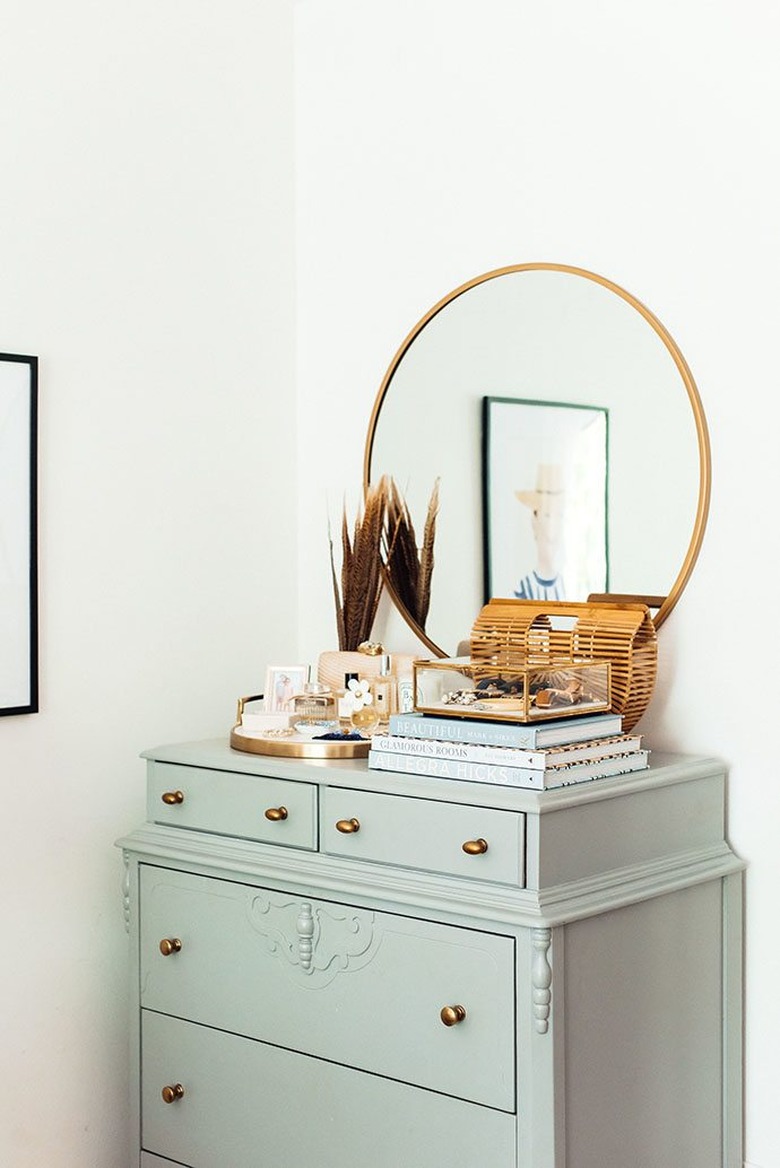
<box><xmin>363</xmin><ymin>262</ymin><xmax>711</xmax><ymax>656</ymax></box>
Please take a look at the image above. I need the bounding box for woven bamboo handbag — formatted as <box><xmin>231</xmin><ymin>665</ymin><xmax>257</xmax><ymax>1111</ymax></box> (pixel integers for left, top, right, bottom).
<box><xmin>469</xmin><ymin>598</ymin><xmax>657</xmax><ymax>731</ymax></box>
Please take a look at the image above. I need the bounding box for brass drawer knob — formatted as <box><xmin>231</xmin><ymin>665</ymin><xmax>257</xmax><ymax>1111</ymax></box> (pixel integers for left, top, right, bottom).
<box><xmin>440</xmin><ymin>1004</ymin><xmax>467</xmax><ymax>1027</ymax></box>
<box><xmin>159</xmin><ymin>938</ymin><xmax>182</xmax><ymax>957</ymax></box>
<box><xmin>161</xmin><ymin>790</ymin><xmax>184</xmax><ymax>805</ymax></box>
<box><xmin>462</xmin><ymin>837</ymin><xmax>489</xmax><ymax>855</ymax></box>
<box><xmin>335</xmin><ymin>817</ymin><xmax>361</xmax><ymax>834</ymax></box>
<box><xmin>264</xmin><ymin>806</ymin><xmax>288</xmax><ymax>821</ymax></box>
<box><xmin>161</xmin><ymin>1083</ymin><xmax>185</xmax><ymax>1104</ymax></box>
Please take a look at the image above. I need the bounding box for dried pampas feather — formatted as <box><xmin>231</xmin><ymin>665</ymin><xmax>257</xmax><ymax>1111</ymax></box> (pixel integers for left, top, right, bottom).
<box><xmin>417</xmin><ymin>477</ymin><xmax>440</xmax><ymax>627</ymax></box>
<box><xmin>383</xmin><ymin>477</ymin><xmax>440</xmax><ymax>630</ymax></box>
<box><xmin>328</xmin><ymin>475</ymin><xmax>441</xmax><ymax>648</ymax></box>
<box><xmin>328</xmin><ymin>516</ymin><xmax>346</xmax><ymax>652</ymax></box>
<box><xmin>329</xmin><ymin>482</ymin><xmax>387</xmax><ymax>651</ymax></box>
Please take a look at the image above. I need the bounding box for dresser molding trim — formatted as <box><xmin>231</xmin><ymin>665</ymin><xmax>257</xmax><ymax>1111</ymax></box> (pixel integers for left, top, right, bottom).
<box><xmin>118</xmin><ymin>823</ymin><xmax>743</xmax><ymax>930</ymax></box>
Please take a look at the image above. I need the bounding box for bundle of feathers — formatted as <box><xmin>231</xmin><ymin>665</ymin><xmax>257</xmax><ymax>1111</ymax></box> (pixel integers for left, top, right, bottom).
<box><xmin>329</xmin><ymin>475</ymin><xmax>440</xmax><ymax>651</ymax></box>
<box><xmin>383</xmin><ymin>476</ymin><xmax>440</xmax><ymax>631</ymax></box>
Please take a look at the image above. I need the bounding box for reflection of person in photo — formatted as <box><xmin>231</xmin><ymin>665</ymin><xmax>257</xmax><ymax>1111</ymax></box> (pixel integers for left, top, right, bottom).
<box><xmin>514</xmin><ymin>464</ymin><xmax>566</xmax><ymax>600</ymax></box>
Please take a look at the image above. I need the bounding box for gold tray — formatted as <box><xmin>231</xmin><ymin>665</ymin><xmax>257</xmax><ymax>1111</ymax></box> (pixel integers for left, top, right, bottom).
<box><xmin>230</xmin><ymin>726</ymin><xmax>370</xmax><ymax>759</ymax></box>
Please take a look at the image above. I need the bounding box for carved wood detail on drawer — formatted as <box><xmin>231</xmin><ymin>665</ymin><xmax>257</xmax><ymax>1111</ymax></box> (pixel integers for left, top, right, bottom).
<box><xmin>245</xmin><ymin>892</ymin><xmax>380</xmax><ymax>988</ymax></box>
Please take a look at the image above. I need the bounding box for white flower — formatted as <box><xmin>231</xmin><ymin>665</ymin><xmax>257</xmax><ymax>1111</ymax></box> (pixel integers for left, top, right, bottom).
<box><xmin>345</xmin><ymin>677</ymin><xmax>374</xmax><ymax>712</ymax></box>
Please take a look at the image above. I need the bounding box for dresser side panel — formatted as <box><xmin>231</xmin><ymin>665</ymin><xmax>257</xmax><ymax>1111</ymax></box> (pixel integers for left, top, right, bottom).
<box><xmin>562</xmin><ymin>880</ymin><xmax>723</xmax><ymax>1168</ymax></box>
<box><xmin>536</xmin><ymin>773</ymin><xmax>726</xmax><ymax>888</ymax></box>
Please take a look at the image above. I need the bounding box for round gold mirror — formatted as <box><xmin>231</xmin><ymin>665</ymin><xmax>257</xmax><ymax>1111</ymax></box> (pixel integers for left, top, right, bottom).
<box><xmin>364</xmin><ymin>263</ymin><xmax>710</xmax><ymax>656</ymax></box>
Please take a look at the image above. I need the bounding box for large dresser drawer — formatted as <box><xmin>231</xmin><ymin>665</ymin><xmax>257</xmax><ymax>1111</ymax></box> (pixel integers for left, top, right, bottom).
<box><xmin>321</xmin><ymin>785</ymin><xmax>526</xmax><ymax>886</ymax></box>
<box><xmin>147</xmin><ymin>762</ymin><xmax>317</xmax><ymax>850</ymax></box>
<box><xmin>140</xmin><ymin>865</ymin><xmax>516</xmax><ymax>1111</ymax></box>
<box><xmin>142</xmin><ymin>1011</ymin><xmax>517</xmax><ymax>1168</ymax></box>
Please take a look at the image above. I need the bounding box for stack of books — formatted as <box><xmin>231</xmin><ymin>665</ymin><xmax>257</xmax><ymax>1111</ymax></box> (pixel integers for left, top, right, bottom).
<box><xmin>368</xmin><ymin>711</ymin><xmax>649</xmax><ymax>790</ymax></box>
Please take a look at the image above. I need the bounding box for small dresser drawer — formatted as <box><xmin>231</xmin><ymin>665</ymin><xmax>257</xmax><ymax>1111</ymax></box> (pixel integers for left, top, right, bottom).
<box><xmin>147</xmin><ymin>762</ymin><xmax>317</xmax><ymax>850</ymax></box>
<box><xmin>140</xmin><ymin>866</ymin><xmax>516</xmax><ymax>1110</ymax></box>
<box><xmin>321</xmin><ymin>786</ymin><xmax>526</xmax><ymax>886</ymax></box>
<box><xmin>142</xmin><ymin>1012</ymin><xmax>516</xmax><ymax>1168</ymax></box>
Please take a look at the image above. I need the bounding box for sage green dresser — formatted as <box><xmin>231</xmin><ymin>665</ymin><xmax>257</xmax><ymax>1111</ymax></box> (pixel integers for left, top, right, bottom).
<box><xmin>118</xmin><ymin>740</ymin><xmax>744</xmax><ymax>1168</ymax></box>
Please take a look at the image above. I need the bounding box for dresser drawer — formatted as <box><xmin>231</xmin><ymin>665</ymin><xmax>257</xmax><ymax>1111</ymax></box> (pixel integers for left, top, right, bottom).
<box><xmin>147</xmin><ymin>762</ymin><xmax>317</xmax><ymax>849</ymax></box>
<box><xmin>140</xmin><ymin>865</ymin><xmax>516</xmax><ymax>1111</ymax></box>
<box><xmin>142</xmin><ymin>1011</ymin><xmax>516</xmax><ymax>1168</ymax></box>
<box><xmin>321</xmin><ymin>786</ymin><xmax>526</xmax><ymax>886</ymax></box>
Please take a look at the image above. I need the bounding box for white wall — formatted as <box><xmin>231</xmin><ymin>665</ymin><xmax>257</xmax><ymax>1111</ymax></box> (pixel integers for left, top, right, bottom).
<box><xmin>296</xmin><ymin>2</ymin><xmax>780</xmax><ymax>1164</ymax></box>
<box><xmin>0</xmin><ymin>3</ymin><xmax>295</xmax><ymax>1165</ymax></box>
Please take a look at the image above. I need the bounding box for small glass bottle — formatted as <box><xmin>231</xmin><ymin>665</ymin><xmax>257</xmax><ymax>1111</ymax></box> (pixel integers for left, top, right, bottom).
<box><xmin>371</xmin><ymin>654</ymin><xmax>397</xmax><ymax>725</ymax></box>
<box><xmin>350</xmin><ymin>699</ymin><xmax>380</xmax><ymax>737</ymax></box>
<box><xmin>395</xmin><ymin>656</ymin><xmax>416</xmax><ymax>714</ymax></box>
<box><xmin>291</xmin><ymin>682</ymin><xmax>337</xmax><ymax>726</ymax></box>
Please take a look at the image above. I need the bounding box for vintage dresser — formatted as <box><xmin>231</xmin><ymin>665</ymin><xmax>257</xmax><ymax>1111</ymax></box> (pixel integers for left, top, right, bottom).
<box><xmin>118</xmin><ymin>739</ymin><xmax>744</xmax><ymax>1167</ymax></box>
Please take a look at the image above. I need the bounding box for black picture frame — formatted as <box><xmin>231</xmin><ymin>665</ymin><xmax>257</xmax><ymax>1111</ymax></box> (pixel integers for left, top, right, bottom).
<box><xmin>0</xmin><ymin>353</ymin><xmax>38</xmax><ymax>715</ymax></box>
<box><xmin>482</xmin><ymin>395</ymin><xmax>609</xmax><ymax>605</ymax></box>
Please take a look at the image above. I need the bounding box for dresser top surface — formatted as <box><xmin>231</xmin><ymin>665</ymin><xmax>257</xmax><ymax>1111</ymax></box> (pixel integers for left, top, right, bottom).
<box><xmin>141</xmin><ymin>737</ymin><xmax>724</xmax><ymax>814</ymax></box>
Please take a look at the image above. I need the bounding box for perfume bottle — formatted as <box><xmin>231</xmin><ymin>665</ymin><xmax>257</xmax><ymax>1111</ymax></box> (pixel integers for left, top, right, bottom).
<box><xmin>350</xmin><ymin>698</ymin><xmax>380</xmax><ymax>737</ymax></box>
<box><xmin>346</xmin><ymin>675</ymin><xmax>380</xmax><ymax>736</ymax></box>
<box><xmin>395</xmin><ymin>656</ymin><xmax>416</xmax><ymax>713</ymax></box>
<box><xmin>371</xmin><ymin>654</ymin><xmax>397</xmax><ymax>725</ymax></box>
<box><xmin>338</xmin><ymin>673</ymin><xmax>360</xmax><ymax>728</ymax></box>
<box><xmin>291</xmin><ymin>682</ymin><xmax>337</xmax><ymax>725</ymax></box>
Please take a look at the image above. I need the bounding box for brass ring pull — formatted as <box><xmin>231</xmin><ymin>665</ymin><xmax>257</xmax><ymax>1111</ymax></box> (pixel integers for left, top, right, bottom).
<box><xmin>161</xmin><ymin>1083</ymin><xmax>185</xmax><ymax>1104</ymax></box>
<box><xmin>335</xmin><ymin>818</ymin><xmax>361</xmax><ymax>834</ymax></box>
<box><xmin>264</xmin><ymin>806</ymin><xmax>288</xmax><ymax>821</ymax></box>
<box><xmin>440</xmin><ymin>1004</ymin><xmax>467</xmax><ymax>1027</ymax></box>
<box><xmin>161</xmin><ymin>790</ymin><xmax>184</xmax><ymax>805</ymax></box>
<box><xmin>159</xmin><ymin>938</ymin><xmax>182</xmax><ymax>957</ymax></box>
<box><xmin>462</xmin><ymin>837</ymin><xmax>488</xmax><ymax>855</ymax></box>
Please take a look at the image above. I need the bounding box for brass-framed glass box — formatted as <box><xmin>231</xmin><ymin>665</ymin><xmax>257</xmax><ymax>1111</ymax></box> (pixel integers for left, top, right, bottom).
<box><xmin>412</xmin><ymin>656</ymin><xmax>612</xmax><ymax>723</ymax></box>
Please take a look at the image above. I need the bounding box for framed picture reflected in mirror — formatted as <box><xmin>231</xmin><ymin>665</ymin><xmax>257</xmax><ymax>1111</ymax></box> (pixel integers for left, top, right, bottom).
<box><xmin>0</xmin><ymin>353</ymin><xmax>38</xmax><ymax>715</ymax></box>
<box><xmin>482</xmin><ymin>396</ymin><xmax>608</xmax><ymax>605</ymax></box>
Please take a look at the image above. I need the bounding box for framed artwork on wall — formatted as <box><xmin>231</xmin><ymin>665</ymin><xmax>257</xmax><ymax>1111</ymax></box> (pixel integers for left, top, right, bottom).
<box><xmin>0</xmin><ymin>353</ymin><xmax>38</xmax><ymax>715</ymax></box>
<box><xmin>482</xmin><ymin>396</ymin><xmax>608</xmax><ymax>605</ymax></box>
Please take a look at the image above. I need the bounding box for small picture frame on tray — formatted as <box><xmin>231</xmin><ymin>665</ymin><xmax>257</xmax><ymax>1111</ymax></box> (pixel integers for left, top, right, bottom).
<box><xmin>265</xmin><ymin>664</ymin><xmax>309</xmax><ymax>712</ymax></box>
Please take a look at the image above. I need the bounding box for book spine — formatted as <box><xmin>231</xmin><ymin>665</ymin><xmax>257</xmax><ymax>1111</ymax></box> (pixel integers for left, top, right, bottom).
<box><xmin>371</xmin><ymin>734</ymin><xmax>547</xmax><ymax>768</ymax></box>
<box><xmin>388</xmin><ymin>714</ymin><xmax>546</xmax><ymax>748</ymax></box>
<box><xmin>387</xmin><ymin>713</ymin><xmax>621</xmax><ymax>748</ymax></box>
<box><xmin>368</xmin><ymin>749</ymin><xmax>545</xmax><ymax>788</ymax></box>
<box><xmin>371</xmin><ymin>733</ymin><xmax>641</xmax><ymax>770</ymax></box>
<box><xmin>368</xmin><ymin>748</ymin><xmax>649</xmax><ymax>789</ymax></box>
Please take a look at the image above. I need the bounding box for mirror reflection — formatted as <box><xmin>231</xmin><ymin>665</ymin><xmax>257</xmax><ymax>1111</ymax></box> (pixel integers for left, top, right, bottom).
<box><xmin>365</xmin><ymin>264</ymin><xmax>709</xmax><ymax>656</ymax></box>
